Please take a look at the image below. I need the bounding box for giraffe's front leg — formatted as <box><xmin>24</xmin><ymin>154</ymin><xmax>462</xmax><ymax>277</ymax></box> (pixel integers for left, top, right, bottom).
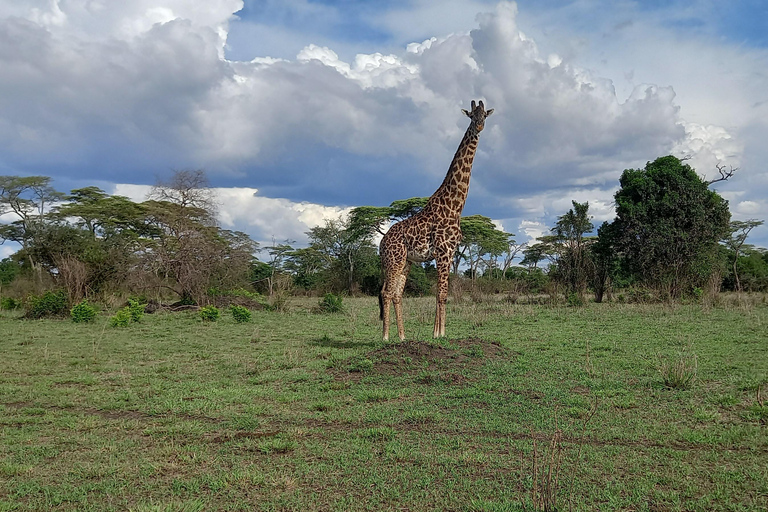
<box><xmin>433</xmin><ymin>257</ymin><xmax>450</xmax><ymax>338</ymax></box>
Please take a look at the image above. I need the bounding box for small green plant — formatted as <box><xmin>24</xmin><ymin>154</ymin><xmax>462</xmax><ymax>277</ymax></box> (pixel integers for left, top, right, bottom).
<box><xmin>358</xmin><ymin>426</ymin><xmax>396</xmax><ymax>441</ymax></box>
<box><xmin>257</xmin><ymin>436</ymin><xmax>296</xmax><ymax>454</ymax></box>
<box><xmin>658</xmin><ymin>351</ymin><xmax>698</xmax><ymax>390</ymax></box>
<box><xmin>109</xmin><ymin>307</ymin><xmax>132</xmax><ymax>327</ymax></box>
<box><xmin>691</xmin><ymin>287</ymin><xmax>704</xmax><ymax>302</ymax></box>
<box><xmin>566</xmin><ymin>292</ymin><xmax>585</xmax><ymax>307</ymax></box>
<box><xmin>1</xmin><ymin>296</ymin><xmax>21</xmax><ymax>310</ymax></box>
<box><xmin>26</xmin><ymin>290</ymin><xmax>68</xmax><ymax>318</ymax></box>
<box><xmin>346</xmin><ymin>356</ymin><xmax>373</xmax><ymax>373</ymax></box>
<box><xmin>70</xmin><ymin>300</ymin><xmax>97</xmax><ymax>323</ymax></box>
<box><xmin>317</xmin><ymin>292</ymin><xmax>344</xmax><ymax>313</ymax></box>
<box><xmin>199</xmin><ymin>305</ymin><xmax>220</xmax><ymax>322</ymax></box>
<box><xmin>463</xmin><ymin>345</ymin><xmax>485</xmax><ymax>358</ymax></box>
<box><xmin>127</xmin><ymin>298</ymin><xmax>146</xmax><ymax>322</ymax></box>
<box><xmin>229</xmin><ymin>304</ymin><xmax>252</xmax><ymax>323</ymax></box>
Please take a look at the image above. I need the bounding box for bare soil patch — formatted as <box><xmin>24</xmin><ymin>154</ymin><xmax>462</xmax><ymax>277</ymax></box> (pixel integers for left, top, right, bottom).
<box><xmin>332</xmin><ymin>338</ymin><xmax>513</xmax><ymax>383</ymax></box>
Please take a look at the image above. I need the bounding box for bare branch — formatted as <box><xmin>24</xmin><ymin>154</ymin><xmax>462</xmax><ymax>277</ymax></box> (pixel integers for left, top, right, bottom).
<box><xmin>707</xmin><ymin>163</ymin><xmax>738</xmax><ymax>185</ymax></box>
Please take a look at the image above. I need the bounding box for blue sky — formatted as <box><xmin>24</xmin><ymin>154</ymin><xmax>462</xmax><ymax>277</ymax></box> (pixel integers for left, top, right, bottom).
<box><xmin>1</xmin><ymin>0</ymin><xmax>767</xmax><ymax>256</ymax></box>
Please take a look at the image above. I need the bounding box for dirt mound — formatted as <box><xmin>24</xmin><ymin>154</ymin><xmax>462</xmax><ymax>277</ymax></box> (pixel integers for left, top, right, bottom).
<box><xmin>334</xmin><ymin>338</ymin><xmax>511</xmax><ymax>383</ymax></box>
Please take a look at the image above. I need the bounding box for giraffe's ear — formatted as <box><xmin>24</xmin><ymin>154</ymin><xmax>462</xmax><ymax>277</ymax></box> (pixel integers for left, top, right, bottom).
<box><xmin>462</xmin><ymin>109</ymin><xmax>471</xmax><ymax>117</ymax></box>
<box><xmin>485</xmin><ymin>109</ymin><xmax>494</xmax><ymax>117</ymax></box>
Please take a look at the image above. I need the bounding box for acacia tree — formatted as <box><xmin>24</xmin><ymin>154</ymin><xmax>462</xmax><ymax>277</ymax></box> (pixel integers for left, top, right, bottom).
<box><xmin>258</xmin><ymin>238</ymin><xmax>295</xmax><ymax>297</ymax></box>
<box><xmin>347</xmin><ymin>197</ymin><xmax>429</xmax><ymax>240</ymax></box>
<box><xmin>550</xmin><ymin>201</ymin><xmax>594</xmax><ymax>298</ymax></box>
<box><xmin>613</xmin><ymin>155</ymin><xmax>730</xmax><ymax>297</ymax></box>
<box><xmin>0</xmin><ymin>176</ymin><xmax>65</xmax><ymax>274</ymax></box>
<box><xmin>52</xmin><ymin>187</ymin><xmax>152</xmax><ymax>299</ymax></box>
<box><xmin>453</xmin><ymin>215</ymin><xmax>511</xmax><ymax>278</ymax></box>
<box><xmin>148</xmin><ymin>169</ymin><xmax>218</xmax><ymax>220</ymax></box>
<box><xmin>724</xmin><ymin>219</ymin><xmax>764</xmax><ymax>292</ymax></box>
<box><xmin>140</xmin><ymin>170</ymin><xmax>254</xmax><ymax>303</ymax></box>
<box><xmin>142</xmin><ymin>200</ymin><xmax>255</xmax><ymax>303</ymax></box>
<box><xmin>521</xmin><ymin>243</ymin><xmax>549</xmax><ymax>271</ymax></box>
<box><xmin>306</xmin><ymin>218</ymin><xmax>378</xmax><ymax>294</ymax></box>
<box><xmin>500</xmin><ymin>240</ymin><xmax>526</xmax><ymax>277</ymax></box>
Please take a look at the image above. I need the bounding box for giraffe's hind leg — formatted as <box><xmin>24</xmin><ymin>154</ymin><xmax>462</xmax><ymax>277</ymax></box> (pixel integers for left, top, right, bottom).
<box><xmin>381</xmin><ymin>245</ymin><xmax>408</xmax><ymax>342</ymax></box>
<box><xmin>393</xmin><ymin>265</ymin><xmax>410</xmax><ymax>341</ymax></box>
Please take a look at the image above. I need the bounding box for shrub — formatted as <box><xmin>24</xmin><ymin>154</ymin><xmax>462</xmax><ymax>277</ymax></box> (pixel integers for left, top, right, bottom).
<box><xmin>230</xmin><ymin>304</ymin><xmax>252</xmax><ymax>323</ymax></box>
<box><xmin>1</xmin><ymin>297</ymin><xmax>21</xmax><ymax>310</ymax></box>
<box><xmin>109</xmin><ymin>307</ymin><xmax>132</xmax><ymax>328</ymax></box>
<box><xmin>70</xmin><ymin>300</ymin><xmax>97</xmax><ymax>323</ymax></box>
<box><xmin>127</xmin><ymin>298</ymin><xmax>146</xmax><ymax>322</ymax></box>
<box><xmin>317</xmin><ymin>293</ymin><xmax>343</xmax><ymax>313</ymax></box>
<box><xmin>200</xmin><ymin>305</ymin><xmax>220</xmax><ymax>322</ymax></box>
<box><xmin>26</xmin><ymin>290</ymin><xmax>68</xmax><ymax>318</ymax></box>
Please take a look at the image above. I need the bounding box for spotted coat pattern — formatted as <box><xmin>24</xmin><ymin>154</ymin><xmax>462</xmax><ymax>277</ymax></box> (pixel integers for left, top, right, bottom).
<box><xmin>379</xmin><ymin>100</ymin><xmax>494</xmax><ymax>340</ymax></box>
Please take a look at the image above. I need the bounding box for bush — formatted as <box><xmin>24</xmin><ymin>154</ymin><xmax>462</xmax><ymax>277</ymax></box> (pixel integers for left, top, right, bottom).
<box><xmin>200</xmin><ymin>305</ymin><xmax>220</xmax><ymax>322</ymax></box>
<box><xmin>317</xmin><ymin>293</ymin><xmax>343</xmax><ymax>313</ymax></box>
<box><xmin>26</xmin><ymin>290</ymin><xmax>68</xmax><ymax>318</ymax></box>
<box><xmin>230</xmin><ymin>304</ymin><xmax>252</xmax><ymax>323</ymax></box>
<box><xmin>70</xmin><ymin>300</ymin><xmax>97</xmax><ymax>323</ymax></box>
<box><xmin>1</xmin><ymin>297</ymin><xmax>22</xmax><ymax>310</ymax></box>
<box><xmin>127</xmin><ymin>298</ymin><xmax>146</xmax><ymax>322</ymax></box>
<box><xmin>109</xmin><ymin>307</ymin><xmax>132</xmax><ymax>327</ymax></box>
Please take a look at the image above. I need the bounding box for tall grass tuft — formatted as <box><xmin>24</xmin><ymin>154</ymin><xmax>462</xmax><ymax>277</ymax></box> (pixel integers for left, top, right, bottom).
<box><xmin>658</xmin><ymin>351</ymin><xmax>698</xmax><ymax>390</ymax></box>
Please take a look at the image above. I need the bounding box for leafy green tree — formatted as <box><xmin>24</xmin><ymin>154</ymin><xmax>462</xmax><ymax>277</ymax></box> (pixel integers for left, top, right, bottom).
<box><xmin>613</xmin><ymin>155</ymin><xmax>730</xmax><ymax>297</ymax></box>
<box><xmin>284</xmin><ymin>247</ymin><xmax>325</xmax><ymax>290</ymax></box>
<box><xmin>0</xmin><ymin>258</ymin><xmax>21</xmax><ymax>287</ymax></box>
<box><xmin>735</xmin><ymin>248</ymin><xmax>768</xmax><ymax>292</ymax></box>
<box><xmin>591</xmin><ymin>221</ymin><xmax>619</xmax><ymax>302</ymax></box>
<box><xmin>550</xmin><ymin>201</ymin><xmax>594</xmax><ymax>298</ymax></box>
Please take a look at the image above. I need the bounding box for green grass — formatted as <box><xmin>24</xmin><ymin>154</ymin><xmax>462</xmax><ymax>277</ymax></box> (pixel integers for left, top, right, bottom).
<box><xmin>1</xmin><ymin>296</ymin><xmax>767</xmax><ymax>511</ymax></box>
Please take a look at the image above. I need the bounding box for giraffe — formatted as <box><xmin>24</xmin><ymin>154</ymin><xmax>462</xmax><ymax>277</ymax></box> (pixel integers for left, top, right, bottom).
<box><xmin>379</xmin><ymin>100</ymin><xmax>494</xmax><ymax>341</ymax></box>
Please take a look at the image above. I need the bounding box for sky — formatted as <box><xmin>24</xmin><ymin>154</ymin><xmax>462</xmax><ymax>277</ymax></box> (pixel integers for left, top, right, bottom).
<box><xmin>1</xmin><ymin>0</ymin><xmax>767</xmax><ymax>260</ymax></box>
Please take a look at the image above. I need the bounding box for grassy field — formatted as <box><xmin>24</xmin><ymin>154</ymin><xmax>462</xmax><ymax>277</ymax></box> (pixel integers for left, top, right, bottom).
<box><xmin>1</xmin><ymin>296</ymin><xmax>767</xmax><ymax>511</ymax></box>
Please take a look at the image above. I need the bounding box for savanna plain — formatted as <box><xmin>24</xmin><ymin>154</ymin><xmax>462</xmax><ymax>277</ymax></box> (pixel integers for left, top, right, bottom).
<box><xmin>1</xmin><ymin>296</ymin><xmax>767</xmax><ymax>511</ymax></box>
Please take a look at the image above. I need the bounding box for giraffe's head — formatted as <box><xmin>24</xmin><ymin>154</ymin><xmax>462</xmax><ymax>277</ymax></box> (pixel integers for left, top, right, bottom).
<box><xmin>461</xmin><ymin>100</ymin><xmax>494</xmax><ymax>133</ymax></box>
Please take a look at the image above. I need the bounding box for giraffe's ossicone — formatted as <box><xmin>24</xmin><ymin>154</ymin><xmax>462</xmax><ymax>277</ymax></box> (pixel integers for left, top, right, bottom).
<box><xmin>379</xmin><ymin>100</ymin><xmax>494</xmax><ymax>341</ymax></box>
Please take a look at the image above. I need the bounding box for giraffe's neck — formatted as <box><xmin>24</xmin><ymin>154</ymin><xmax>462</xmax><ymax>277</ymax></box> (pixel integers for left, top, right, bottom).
<box><xmin>425</xmin><ymin>127</ymin><xmax>479</xmax><ymax>218</ymax></box>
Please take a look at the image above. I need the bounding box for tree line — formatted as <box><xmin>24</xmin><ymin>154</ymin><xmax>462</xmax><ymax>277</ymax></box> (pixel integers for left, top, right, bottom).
<box><xmin>1</xmin><ymin>156</ymin><xmax>766</xmax><ymax>312</ymax></box>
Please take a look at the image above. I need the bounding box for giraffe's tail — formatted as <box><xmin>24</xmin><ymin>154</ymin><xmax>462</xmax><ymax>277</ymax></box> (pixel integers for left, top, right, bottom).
<box><xmin>378</xmin><ymin>292</ymin><xmax>384</xmax><ymax>321</ymax></box>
